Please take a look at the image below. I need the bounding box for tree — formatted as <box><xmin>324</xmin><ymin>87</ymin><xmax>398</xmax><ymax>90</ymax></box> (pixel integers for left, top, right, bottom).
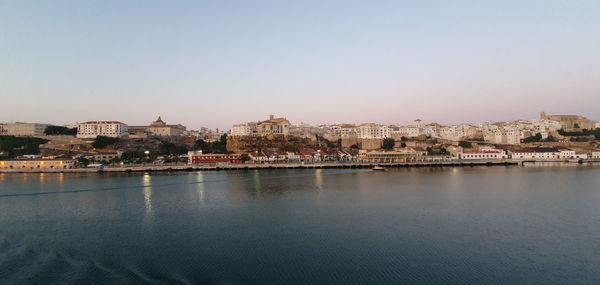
<box><xmin>349</xmin><ymin>144</ymin><xmax>360</xmax><ymax>150</ymax></box>
<box><xmin>382</xmin><ymin>138</ymin><xmax>395</xmax><ymax>150</ymax></box>
<box><xmin>240</xmin><ymin>153</ymin><xmax>251</xmax><ymax>163</ymax></box>
<box><xmin>522</xmin><ymin>133</ymin><xmax>543</xmax><ymax>143</ymax></box>
<box><xmin>0</xmin><ymin>135</ymin><xmax>48</xmax><ymax>157</ymax></box>
<box><xmin>193</xmin><ymin>135</ymin><xmax>228</xmax><ymax>154</ymax></box>
<box><xmin>92</xmin><ymin>136</ymin><xmax>118</xmax><ymax>148</ymax></box>
<box><xmin>159</xmin><ymin>141</ymin><xmax>188</xmax><ymax>156</ymax></box>
<box><xmin>194</xmin><ymin>139</ymin><xmax>209</xmax><ymax>151</ymax></box>
<box><xmin>400</xmin><ymin>136</ymin><xmax>409</xmax><ymax>142</ymax></box>
<box><xmin>458</xmin><ymin>141</ymin><xmax>472</xmax><ymax>148</ymax></box>
<box><xmin>121</xmin><ymin>151</ymin><xmax>144</xmax><ymax>163</ymax></box>
<box><xmin>574</xmin><ymin>123</ymin><xmax>580</xmax><ymax>129</ymax></box>
<box><xmin>44</xmin><ymin>126</ymin><xmax>77</xmax><ymax>135</ymax></box>
<box><xmin>400</xmin><ymin>142</ymin><xmax>407</xmax><ymax>148</ymax></box>
<box><xmin>76</xmin><ymin>157</ymin><xmax>90</xmax><ymax>167</ymax></box>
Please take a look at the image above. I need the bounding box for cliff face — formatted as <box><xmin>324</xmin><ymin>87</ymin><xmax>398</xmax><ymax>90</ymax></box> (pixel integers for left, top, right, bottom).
<box><xmin>227</xmin><ymin>135</ymin><xmax>325</xmax><ymax>154</ymax></box>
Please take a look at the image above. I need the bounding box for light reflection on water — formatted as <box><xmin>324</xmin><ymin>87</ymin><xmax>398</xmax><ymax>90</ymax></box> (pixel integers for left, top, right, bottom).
<box><xmin>142</xmin><ymin>173</ymin><xmax>154</xmax><ymax>231</ymax></box>
<box><xmin>196</xmin><ymin>171</ymin><xmax>205</xmax><ymax>206</ymax></box>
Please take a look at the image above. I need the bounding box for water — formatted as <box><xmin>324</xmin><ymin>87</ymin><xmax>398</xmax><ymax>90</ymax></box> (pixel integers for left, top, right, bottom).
<box><xmin>1</xmin><ymin>166</ymin><xmax>599</xmax><ymax>284</ymax></box>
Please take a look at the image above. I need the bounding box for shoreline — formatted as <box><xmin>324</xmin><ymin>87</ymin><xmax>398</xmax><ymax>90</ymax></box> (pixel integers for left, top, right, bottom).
<box><xmin>1</xmin><ymin>159</ymin><xmax>598</xmax><ymax>174</ymax></box>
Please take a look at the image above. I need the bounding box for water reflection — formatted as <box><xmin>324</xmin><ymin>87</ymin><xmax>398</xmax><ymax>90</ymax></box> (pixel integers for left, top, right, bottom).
<box><xmin>315</xmin><ymin>169</ymin><xmax>323</xmax><ymax>192</ymax></box>
<box><xmin>141</xmin><ymin>173</ymin><xmax>156</xmax><ymax>234</ymax></box>
<box><xmin>196</xmin><ymin>172</ymin><xmax>205</xmax><ymax>206</ymax></box>
<box><xmin>253</xmin><ymin>170</ymin><xmax>262</xmax><ymax>196</ymax></box>
<box><xmin>142</xmin><ymin>173</ymin><xmax>153</xmax><ymax>215</ymax></box>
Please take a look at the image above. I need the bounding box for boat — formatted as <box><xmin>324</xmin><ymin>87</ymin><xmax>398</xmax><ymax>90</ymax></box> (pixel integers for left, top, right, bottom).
<box><xmin>372</xmin><ymin>166</ymin><xmax>387</xmax><ymax>171</ymax></box>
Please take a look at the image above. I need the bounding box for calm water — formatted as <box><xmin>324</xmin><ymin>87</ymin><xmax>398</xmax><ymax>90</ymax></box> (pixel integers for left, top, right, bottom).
<box><xmin>1</xmin><ymin>166</ymin><xmax>600</xmax><ymax>284</ymax></box>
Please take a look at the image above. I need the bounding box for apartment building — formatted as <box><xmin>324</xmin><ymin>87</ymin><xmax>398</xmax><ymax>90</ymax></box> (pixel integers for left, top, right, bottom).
<box><xmin>77</xmin><ymin>121</ymin><xmax>129</xmax><ymax>138</ymax></box>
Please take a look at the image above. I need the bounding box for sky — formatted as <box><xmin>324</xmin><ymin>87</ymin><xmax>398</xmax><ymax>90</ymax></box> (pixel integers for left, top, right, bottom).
<box><xmin>1</xmin><ymin>0</ymin><xmax>599</xmax><ymax>130</ymax></box>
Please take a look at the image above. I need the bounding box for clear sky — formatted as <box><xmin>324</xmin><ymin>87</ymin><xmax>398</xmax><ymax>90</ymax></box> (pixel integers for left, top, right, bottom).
<box><xmin>1</xmin><ymin>0</ymin><xmax>599</xmax><ymax>130</ymax></box>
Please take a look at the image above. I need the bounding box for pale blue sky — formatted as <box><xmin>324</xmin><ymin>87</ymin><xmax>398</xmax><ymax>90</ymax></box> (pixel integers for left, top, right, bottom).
<box><xmin>1</xmin><ymin>0</ymin><xmax>599</xmax><ymax>129</ymax></box>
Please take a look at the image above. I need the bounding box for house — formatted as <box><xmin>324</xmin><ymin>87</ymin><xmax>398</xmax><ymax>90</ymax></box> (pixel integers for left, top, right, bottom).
<box><xmin>187</xmin><ymin>151</ymin><xmax>241</xmax><ymax>164</ymax></box>
<box><xmin>510</xmin><ymin>147</ymin><xmax>560</xmax><ymax>159</ymax></box>
<box><xmin>459</xmin><ymin>147</ymin><xmax>507</xmax><ymax>160</ymax></box>
<box><xmin>358</xmin><ymin>149</ymin><xmax>422</xmax><ymax>163</ymax></box>
<box><xmin>0</xmin><ymin>159</ymin><xmax>76</xmax><ymax>170</ymax></box>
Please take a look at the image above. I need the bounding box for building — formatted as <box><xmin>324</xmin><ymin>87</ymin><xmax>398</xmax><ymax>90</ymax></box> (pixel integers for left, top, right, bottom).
<box><xmin>358</xmin><ymin>149</ymin><xmax>423</xmax><ymax>163</ymax></box>
<box><xmin>187</xmin><ymin>151</ymin><xmax>241</xmax><ymax>164</ymax></box>
<box><xmin>146</xmin><ymin>116</ymin><xmax>186</xmax><ymax>136</ymax></box>
<box><xmin>0</xmin><ymin>122</ymin><xmax>51</xmax><ymax>136</ymax></box>
<box><xmin>540</xmin><ymin>112</ymin><xmax>596</xmax><ymax>129</ymax></box>
<box><xmin>256</xmin><ymin>115</ymin><xmax>290</xmax><ymax>136</ymax></box>
<box><xmin>511</xmin><ymin>147</ymin><xmax>560</xmax><ymax>160</ymax></box>
<box><xmin>129</xmin><ymin>116</ymin><xmax>186</xmax><ymax>137</ymax></box>
<box><xmin>0</xmin><ymin>159</ymin><xmax>76</xmax><ymax>170</ymax></box>
<box><xmin>77</xmin><ymin>121</ymin><xmax>128</xmax><ymax>138</ymax></box>
<box><xmin>357</xmin><ymin>123</ymin><xmax>389</xmax><ymax>139</ymax></box>
<box><xmin>93</xmin><ymin>150</ymin><xmax>123</xmax><ymax>163</ymax></box>
<box><xmin>230</xmin><ymin>122</ymin><xmax>256</xmax><ymax>136</ymax></box>
<box><xmin>459</xmin><ymin>147</ymin><xmax>507</xmax><ymax>160</ymax></box>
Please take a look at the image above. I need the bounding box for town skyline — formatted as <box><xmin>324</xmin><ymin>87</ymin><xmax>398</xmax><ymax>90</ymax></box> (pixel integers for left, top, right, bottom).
<box><xmin>2</xmin><ymin>110</ymin><xmax>599</xmax><ymax>132</ymax></box>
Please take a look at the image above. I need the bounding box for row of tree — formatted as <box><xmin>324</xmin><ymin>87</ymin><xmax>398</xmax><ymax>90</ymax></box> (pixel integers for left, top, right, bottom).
<box><xmin>522</xmin><ymin>133</ymin><xmax>557</xmax><ymax>143</ymax></box>
<box><xmin>44</xmin><ymin>126</ymin><xmax>77</xmax><ymax>135</ymax></box>
<box><xmin>0</xmin><ymin>135</ymin><xmax>48</xmax><ymax>158</ymax></box>
<box><xmin>558</xmin><ymin>128</ymin><xmax>600</xmax><ymax>139</ymax></box>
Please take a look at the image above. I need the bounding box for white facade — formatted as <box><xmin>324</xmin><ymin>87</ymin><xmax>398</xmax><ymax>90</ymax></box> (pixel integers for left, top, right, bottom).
<box><xmin>437</xmin><ymin>125</ymin><xmax>471</xmax><ymax>141</ymax></box>
<box><xmin>392</xmin><ymin>126</ymin><xmax>422</xmax><ymax>137</ymax></box>
<box><xmin>511</xmin><ymin>148</ymin><xmax>560</xmax><ymax>159</ymax></box>
<box><xmin>77</xmin><ymin>121</ymin><xmax>128</xmax><ymax>138</ymax></box>
<box><xmin>230</xmin><ymin>123</ymin><xmax>255</xmax><ymax>136</ymax></box>
<box><xmin>332</xmin><ymin>124</ymin><xmax>358</xmax><ymax>137</ymax></box>
<box><xmin>1</xmin><ymin>122</ymin><xmax>50</xmax><ymax>136</ymax></box>
<box><xmin>460</xmin><ymin>147</ymin><xmax>507</xmax><ymax>160</ymax></box>
<box><xmin>358</xmin><ymin>124</ymin><xmax>389</xmax><ymax>139</ymax></box>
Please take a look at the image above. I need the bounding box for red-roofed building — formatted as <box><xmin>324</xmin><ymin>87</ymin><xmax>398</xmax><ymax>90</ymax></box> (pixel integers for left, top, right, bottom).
<box><xmin>187</xmin><ymin>151</ymin><xmax>241</xmax><ymax>164</ymax></box>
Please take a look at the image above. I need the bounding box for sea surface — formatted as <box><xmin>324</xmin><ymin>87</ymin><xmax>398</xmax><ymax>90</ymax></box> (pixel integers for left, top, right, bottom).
<box><xmin>1</xmin><ymin>165</ymin><xmax>599</xmax><ymax>284</ymax></box>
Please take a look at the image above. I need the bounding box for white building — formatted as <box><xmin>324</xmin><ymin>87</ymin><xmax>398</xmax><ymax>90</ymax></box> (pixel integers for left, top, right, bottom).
<box><xmin>357</xmin><ymin>123</ymin><xmax>389</xmax><ymax>139</ymax></box>
<box><xmin>330</xmin><ymin>124</ymin><xmax>358</xmax><ymax>138</ymax></box>
<box><xmin>459</xmin><ymin>147</ymin><xmax>507</xmax><ymax>160</ymax></box>
<box><xmin>0</xmin><ymin>122</ymin><xmax>51</xmax><ymax>136</ymax></box>
<box><xmin>230</xmin><ymin>122</ymin><xmax>256</xmax><ymax>136</ymax></box>
<box><xmin>511</xmin><ymin>147</ymin><xmax>560</xmax><ymax>160</ymax></box>
<box><xmin>77</xmin><ymin>121</ymin><xmax>129</xmax><ymax>138</ymax></box>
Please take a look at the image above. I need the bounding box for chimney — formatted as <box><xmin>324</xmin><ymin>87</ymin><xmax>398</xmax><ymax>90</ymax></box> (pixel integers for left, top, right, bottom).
<box><xmin>269</xmin><ymin>114</ymin><xmax>274</xmax><ymax>120</ymax></box>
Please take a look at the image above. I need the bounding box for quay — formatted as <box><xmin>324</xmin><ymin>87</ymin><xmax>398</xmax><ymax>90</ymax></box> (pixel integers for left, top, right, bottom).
<box><xmin>3</xmin><ymin>160</ymin><xmax>599</xmax><ymax>174</ymax></box>
<box><xmin>1</xmin><ymin>160</ymin><xmax>520</xmax><ymax>173</ymax></box>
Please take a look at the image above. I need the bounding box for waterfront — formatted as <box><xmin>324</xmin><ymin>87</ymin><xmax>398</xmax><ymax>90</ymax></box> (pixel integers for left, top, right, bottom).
<box><xmin>1</xmin><ymin>166</ymin><xmax>600</xmax><ymax>284</ymax></box>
